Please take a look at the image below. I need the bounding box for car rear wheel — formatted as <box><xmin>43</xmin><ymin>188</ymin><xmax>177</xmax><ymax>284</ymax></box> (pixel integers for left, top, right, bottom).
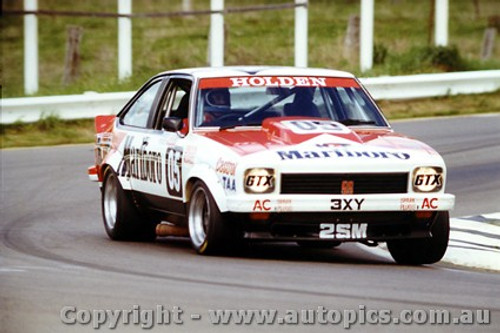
<box><xmin>102</xmin><ymin>169</ymin><xmax>156</xmax><ymax>241</ymax></box>
<box><xmin>188</xmin><ymin>181</ymin><xmax>242</xmax><ymax>254</ymax></box>
<box><xmin>387</xmin><ymin>211</ymin><xmax>450</xmax><ymax>265</ymax></box>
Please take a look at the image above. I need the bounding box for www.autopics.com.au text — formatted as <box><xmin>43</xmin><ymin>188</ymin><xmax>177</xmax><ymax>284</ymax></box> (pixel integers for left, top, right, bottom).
<box><xmin>60</xmin><ymin>305</ymin><xmax>491</xmax><ymax>329</ymax></box>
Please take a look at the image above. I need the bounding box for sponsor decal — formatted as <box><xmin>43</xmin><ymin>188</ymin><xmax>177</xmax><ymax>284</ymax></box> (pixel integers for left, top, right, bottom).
<box><xmin>341</xmin><ymin>180</ymin><xmax>354</xmax><ymax>195</ymax></box>
<box><xmin>412</xmin><ymin>167</ymin><xmax>443</xmax><ymax>192</ymax></box>
<box><xmin>253</xmin><ymin>199</ymin><xmax>271</xmax><ymax>212</ymax></box>
<box><xmin>230</xmin><ymin>76</ymin><xmax>328</xmax><ymax>87</ymax></box>
<box><xmin>118</xmin><ymin>136</ymin><xmax>162</xmax><ymax>184</ymax></box>
<box><xmin>244</xmin><ymin>168</ymin><xmax>275</xmax><ymax>194</ymax></box>
<box><xmin>276</xmin><ymin>199</ymin><xmax>293</xmax><ymax>212</ymax></box>
<box><xmin>277</xmin><ymin>149</ymin><xmax>410</xmax><ymax>161</ymax></box>
<box><xmin>281</xmin><ymin>120</ymin><xmax>351</xmax><ymax>134</ymax></box>
<box><xmin>166</xmin><ymin>147</ymin><xmax>183</xmax><ymax>197</ymax></box>
<box><xmin>420</xmin><ymin>198</ymin><xmax>438</xmax><ymax>210</ymax></box>
<box><xmin>414</xmin><ymin>174</ymin><xmax>442</xmax><ymax>187</ymax></box>
<box><xmin>319</xmin><ymin>223</ymin><xmax>368</xmax><ymax>239</ymax></box>
<box><xmin>215</xmin><ymin>158</ymin><xmax>237</xmax><ymax>176</ymax></box>
<box><xmin>400</xmin><ymin>197</ymin><xmax>416</xmax><ymax>211</ymax></box>
<box><xmin>245</xmin><ymin>175</ymin><xmax>274</xmax><ymax>188</ymax></box>
<box><xmin>221</xmin><ymin>176</ymin><xmax>236</xmax><ymax>192</ymax></box>
<box><xmin>198</xmin><ymin>77</ymin><xmax>359</xmax><ymax>89</ymax></box>
<box><xmin>331</xmin><ymin>198</ymin><xmax>365</xmax><ymax>211</ymax></box>
<box><xmin>95</xmin><ymin>133</ymin><xmax>112</xmax><ymax>165</ymax></box>
<box><xmin>183</xmin><ymin>146</ymin><xmax>197</xmax><ymax>165</ymax></box>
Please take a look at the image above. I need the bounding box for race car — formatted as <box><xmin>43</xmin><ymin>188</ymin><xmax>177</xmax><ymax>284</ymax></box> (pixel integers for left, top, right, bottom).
<box><xmin>88</xmin><ymin>66</ymin><xmax>455</xmax><ymax>265</ymax></box>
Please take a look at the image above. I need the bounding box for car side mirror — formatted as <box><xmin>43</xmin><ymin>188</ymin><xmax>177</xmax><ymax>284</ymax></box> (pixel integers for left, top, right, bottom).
<box><xmin>162</xmin><ymin>117</ymin><xmax>183</xmax><ymax>132</ymax></box>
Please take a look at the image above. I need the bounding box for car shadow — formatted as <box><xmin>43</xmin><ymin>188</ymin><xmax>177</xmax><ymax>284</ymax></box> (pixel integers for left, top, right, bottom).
<box><xmin>154</xmin><ymin>236</ymin><xmax>396</xmax><ymax>267</ymax></box>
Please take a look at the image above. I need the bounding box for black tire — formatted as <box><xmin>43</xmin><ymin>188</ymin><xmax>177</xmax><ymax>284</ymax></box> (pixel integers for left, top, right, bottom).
<box><xmin>297</xmin><ymin>241</ymin><xmax>341</xmax><ymax>249</ymax></box>
<box><xmin>188</xmin><ymin>181</ymin><xmax>242</xmax><ymax>255</ymax></box>
<box><xmin>387</xmin><ymin>211</ymin><xmax>450</xmax><ymax>265</ymax></box>
<box><xmin>101</xmin><ymin>169</ymin><xmax>156</xmax><ymax>242</ymax></box>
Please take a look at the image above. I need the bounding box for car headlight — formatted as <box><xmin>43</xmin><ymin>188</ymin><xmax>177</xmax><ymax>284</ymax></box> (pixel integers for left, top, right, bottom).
<box><xmin>412</xmin><ymin>167</ymin><xmax>443</xmax><ymax>192</ymax></box>
<box><xmin>244</xmin><ymin>168</ymin><xmax>275</xmax><ymax>194</ymax></box>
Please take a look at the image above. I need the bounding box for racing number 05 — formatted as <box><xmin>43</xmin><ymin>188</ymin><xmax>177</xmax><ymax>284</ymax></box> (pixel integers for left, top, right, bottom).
<box><xmin>166</xmin><ymin>148</ymin><xmax>183</xmax><ymax>197</ymax></box>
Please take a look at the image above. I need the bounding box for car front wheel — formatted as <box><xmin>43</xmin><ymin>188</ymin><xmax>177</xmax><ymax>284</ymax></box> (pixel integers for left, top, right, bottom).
<box><xmin>387</xmin><ymin>211</ymin><xmax>450</xmax><ymax>265</ymax></box>
<box><xmin>188</xmin><ymin>181</ymin><xmax>242</xmax><ymax>254</ymax></box>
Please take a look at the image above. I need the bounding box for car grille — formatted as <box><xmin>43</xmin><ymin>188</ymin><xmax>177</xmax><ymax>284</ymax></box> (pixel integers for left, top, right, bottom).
<box><xmin>280</xmin><ymin>173</ymin><xmax>408</xmax><ymax>194</ymax></box>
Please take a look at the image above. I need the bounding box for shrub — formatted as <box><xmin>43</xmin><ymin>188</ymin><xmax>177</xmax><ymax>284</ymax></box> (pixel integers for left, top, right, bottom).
<box><xmin>388</xmin><ymin>45</ymin><xmax>469</xmax><ymax>74</ymax></box>
<box><xmin>373</xmin><ymin>43</ymin><xmax>388</xmax><ymax>65</ymax></box>
<box><xmin>36</xmin><ymin>113</ymin><xmax>62</xmax><ymax>131</ymax></box>
<box><xmin>423</xmin><ymin>45</ymin><xmax>468</xmax><ymax>72</ymax></box>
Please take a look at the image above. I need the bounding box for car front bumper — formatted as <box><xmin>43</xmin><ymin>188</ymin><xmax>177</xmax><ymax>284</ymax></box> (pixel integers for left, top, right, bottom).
<box><xmin>226</xmin><ymin>193</ymin><xmax>455</xmax><ymax>213</ymax></box>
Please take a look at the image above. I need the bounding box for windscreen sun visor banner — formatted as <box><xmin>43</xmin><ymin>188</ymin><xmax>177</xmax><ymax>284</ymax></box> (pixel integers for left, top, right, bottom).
<box><xmin>198</xmin><ymin>76</ymin><xmax>360</xmax><ymax>89</ymax></box>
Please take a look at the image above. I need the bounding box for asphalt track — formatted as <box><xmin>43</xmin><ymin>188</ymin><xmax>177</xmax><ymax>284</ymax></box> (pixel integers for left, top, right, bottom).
<box><xmin>1</xmin><ymin>114</ymin><xmax>499</xmax><ymax>332</ymax></box>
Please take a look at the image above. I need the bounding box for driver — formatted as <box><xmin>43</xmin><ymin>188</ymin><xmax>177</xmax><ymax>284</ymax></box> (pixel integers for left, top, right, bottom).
<box><xmin>205</xmin><ymin>88</ymin><xmax>231</xmax><ymax>108</ymax></box>
<box><xmin>202</xmin><ymin>88</ymin><xmax>231</xmax><ymax>125</ymax></box>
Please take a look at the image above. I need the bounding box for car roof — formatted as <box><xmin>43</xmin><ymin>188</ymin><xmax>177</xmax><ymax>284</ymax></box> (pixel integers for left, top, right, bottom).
<box><xmin>155</xmin><ymin>66</ymin><xmax>356</xmax><ymax>80</ymax></box>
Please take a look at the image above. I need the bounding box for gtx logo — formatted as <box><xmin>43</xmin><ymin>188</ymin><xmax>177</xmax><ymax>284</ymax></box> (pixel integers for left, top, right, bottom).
<box><xmin>245</xmin><ymin>175</ymin><xmax>274</xmax><ymax>187</ymax></box>
<box><xmin>414</xmin><ymin>174</ymin><xmax>442</xmax><ymax>186</ymax></box>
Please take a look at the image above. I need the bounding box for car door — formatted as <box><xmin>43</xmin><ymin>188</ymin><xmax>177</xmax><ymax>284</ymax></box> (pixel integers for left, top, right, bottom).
<box><xmin>117</xmin><ymin>76</ymin><xmax>166</xmax><ymax>197</ymax></box>
<box><xmin>131</xmin><ymin>76</ymin><xmax>193</xmax><ymax>216</ymax></box>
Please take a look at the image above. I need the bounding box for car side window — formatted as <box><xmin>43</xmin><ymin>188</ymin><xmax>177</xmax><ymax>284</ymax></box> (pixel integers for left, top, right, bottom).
<box><xmin>164</xmin><ymin>86</ymin><xmax>188</xmax><ymax>118</ymax></box>
<box><xmin>122</xmin><ymin>80</ymin><xmax>162</xmax><ymax>128</ymax></box>
<box><xmin>154</xmin><ymin>79</ymin><xmax>192</xmax><ymax>129</ymax></box>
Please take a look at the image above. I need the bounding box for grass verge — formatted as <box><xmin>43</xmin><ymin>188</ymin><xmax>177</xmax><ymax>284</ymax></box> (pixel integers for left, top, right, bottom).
<box><xmin>378</xmin><ymin>90</ymin><xmax>500</xmax><ymax>119</ymax></box>
<box><xmin>1</xmin><ymin>116</ymin><xmax>95</xmax><ymax>149</ymax></box>
<box><xmin>1</xmin><ymin>91</ymin><xmax>499</xmax><ymax>149</ymax></box>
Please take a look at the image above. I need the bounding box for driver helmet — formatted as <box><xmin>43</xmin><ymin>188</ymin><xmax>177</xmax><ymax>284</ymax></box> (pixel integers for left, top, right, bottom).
<box><xmin>205</xmin><ymin>88</ymin><xmax>231</xmax><ymax>108</ymax></box>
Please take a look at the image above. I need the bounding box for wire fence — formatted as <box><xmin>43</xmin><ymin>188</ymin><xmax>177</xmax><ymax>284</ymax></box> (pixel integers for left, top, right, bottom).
<box><xmin>3</xmin><ymin>1</ymin><xmax>310</xmax><ymax>96</ymax></box>
<box><xmin>3</xmin><ymin>2</ymin><xmax>306</xmax><ymax>19</ymax></box>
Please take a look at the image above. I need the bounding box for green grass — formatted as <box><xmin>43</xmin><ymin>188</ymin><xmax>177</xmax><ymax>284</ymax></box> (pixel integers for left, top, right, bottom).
<box><xmin>0</xmin><ymin>116</ymin><xmax>95</xmax><ymax>148</ymax></box>
<box><xmin>1</xmin><ymin>0</ymin><xmax>499</xmax><ymax>98</ymax></box>
<box><xmin>378</xmin><ymin>90</ymin><xmax>500</xmax><ymax>119</ymax></box>
<box><xmin>1</xmin><ymin>91</ymin><xmax>499</xmax><ymax>149</ymax></box>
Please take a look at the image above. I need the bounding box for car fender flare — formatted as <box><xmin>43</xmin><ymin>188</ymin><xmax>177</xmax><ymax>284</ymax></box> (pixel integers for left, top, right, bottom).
<box><xmin>185</xmin><ymin>164</ymin><xmax>228</xmax><ymax>212</ymax></box>
<box><xmin>102</xmin><ymin>150</ymin><xmax>132</xmax><ymax>191</ymax></box>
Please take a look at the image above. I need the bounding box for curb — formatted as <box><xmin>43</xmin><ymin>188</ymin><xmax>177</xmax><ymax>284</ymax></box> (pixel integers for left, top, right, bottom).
<box><xmin>443</xmin><ymin>212</ymin><xmax>500</xmax><ymax>271</ymax></box>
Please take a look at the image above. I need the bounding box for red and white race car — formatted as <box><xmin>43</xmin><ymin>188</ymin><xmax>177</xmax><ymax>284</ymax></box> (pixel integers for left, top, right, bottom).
<box><xmin>88</xmin><ymin>66</ymin><xmax>455</xmax><ymax>264</ymax></box>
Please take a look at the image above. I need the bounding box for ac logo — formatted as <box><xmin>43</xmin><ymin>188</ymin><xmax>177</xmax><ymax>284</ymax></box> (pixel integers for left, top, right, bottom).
<box><xmin>421</xmin><ymin>198</ymin><xmax>438</xmax><ymax>209</ymax></box>
<box><xmin>253</xmin><ymin>199</ymin><xmax>271</xmax><ymax>211</ymax></box>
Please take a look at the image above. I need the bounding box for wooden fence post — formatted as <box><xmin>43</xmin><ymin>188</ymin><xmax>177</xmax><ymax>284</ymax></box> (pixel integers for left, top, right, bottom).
<box><xmin>481</xmin><ymin>16</ymin><xmax>499</xmax><ymax>61</ymax></box>
<box><xmin>63</xmin><ymin>26</ymin><xmax>83</xmax><ymax>85</ymax></box>
<box><xmin>343</xmin><ymin>15</ymin><xmax>360</xmax><ymax>63</ymax></box>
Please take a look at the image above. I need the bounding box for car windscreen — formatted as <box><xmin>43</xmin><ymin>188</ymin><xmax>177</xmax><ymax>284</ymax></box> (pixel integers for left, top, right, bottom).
<box><xmin>194</xmin><ymin>76</ymin><xmax>388</xmax><ymax>129</ymax></box>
